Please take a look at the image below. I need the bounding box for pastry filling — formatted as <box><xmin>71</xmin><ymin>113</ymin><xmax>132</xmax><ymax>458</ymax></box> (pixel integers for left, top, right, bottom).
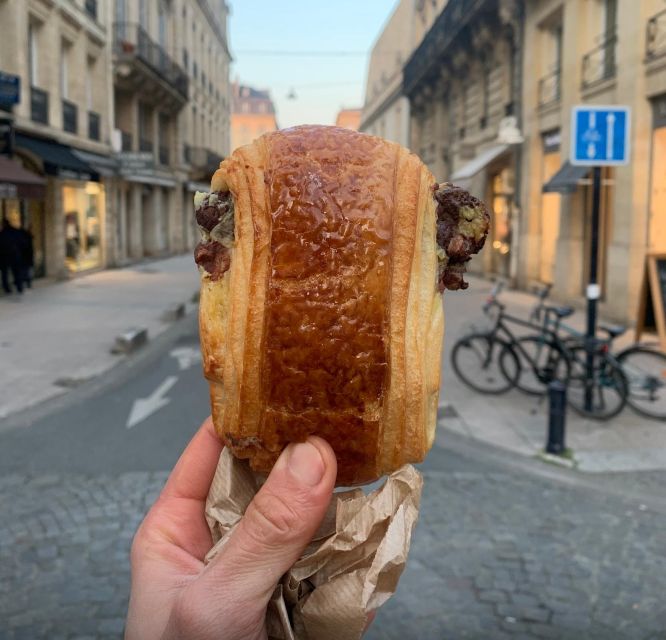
<box><xmin>194</xmin><ymin>190</ymin><xmax>235</xmax><ymax>280</ymax></box>
<box><xmin>433</xmin><ymin>183</ymin><xmax>490</xmax><ymax>292</ymax></box>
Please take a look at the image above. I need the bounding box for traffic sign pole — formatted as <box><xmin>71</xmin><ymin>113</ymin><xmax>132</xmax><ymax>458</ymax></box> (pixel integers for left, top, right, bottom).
<box><xmin>584</xmin><ymin>166</ymin><xmax>602</xmax><ymax>412</ymax></box>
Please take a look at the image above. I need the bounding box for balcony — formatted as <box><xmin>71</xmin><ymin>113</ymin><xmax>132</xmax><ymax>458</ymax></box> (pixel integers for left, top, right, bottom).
<box><xmin>538</xmin><ymin>68</ymin><xmax>561</xmax><ymax>108</ymax></box>
<box><xmin>188</xmin><ymin>146</ymin><xmax>223</xmax><ymax>179</ymax></box>
<box><xmin>62</xmin><ymin>99</ymin><xmax>78</xmax><ymax>134</ymax></box>
<box><xmin>582</xmin><ymin>33</ymin><xmax>617</xmax><ymax>90</ymax></box>
<box><xmin>30</xmin><ymin>87</ymin><xmax>48</xmax><ymax>125</ymax></box>
<box><xmin>85</xmin><ymin>0</ymin><xmax>97</xmax><ymax>21</ymax></box>
<box><xmin>113</xmin><ymin>23</ymin><xmax>189</xmax><ymax>109</ymax></box>
<box><xmin>88</xmin><ymin>111</ymin><xmax>100</xmax><ymax>141</ymax></box>
<box><xmin>159</xmin><ymin>144</ymin><xmax>169</xmax><ymax>166</ymax></box>
<box><xmin>647</xmin><ymin>9</ymin><xmax>666</xmax><ymax>61</ymax></box>
<box><xmin>121</xmin><ymin>130</ymin><xmax>133</xmax><ymax>151</ymax></box>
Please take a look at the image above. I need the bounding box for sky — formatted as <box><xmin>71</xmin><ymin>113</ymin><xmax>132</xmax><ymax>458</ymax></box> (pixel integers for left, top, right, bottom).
<box><xmin>227</xmin><ymin>0</ymin><xmax>398</xmax><ymax>128</ymax></box>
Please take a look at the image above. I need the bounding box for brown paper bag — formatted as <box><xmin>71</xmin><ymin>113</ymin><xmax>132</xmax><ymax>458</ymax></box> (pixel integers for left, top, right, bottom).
<box><xmin>204</xmin><ymin>448</ymin><xmax>423</xmax><ymax>640</ymax></box>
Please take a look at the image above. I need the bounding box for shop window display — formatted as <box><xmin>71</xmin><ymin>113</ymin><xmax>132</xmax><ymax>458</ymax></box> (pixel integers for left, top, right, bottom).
<box><xmin>63</xmin><ymin>182</ymin><xmax>103</xmax><ymax>272</ymax></box>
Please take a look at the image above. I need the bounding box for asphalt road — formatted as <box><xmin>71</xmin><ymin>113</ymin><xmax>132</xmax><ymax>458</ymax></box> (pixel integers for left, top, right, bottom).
<box><xmin>1</xmin><ymin>312</ymin><xmax>666</xmax><ymax>639</ymax></box>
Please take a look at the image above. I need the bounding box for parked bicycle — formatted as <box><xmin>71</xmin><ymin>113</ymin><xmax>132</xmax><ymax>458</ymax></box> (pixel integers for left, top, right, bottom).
<box><xmin>529</xmin><ymin>285</ymin><xmax>666</xmax><ymax>421</ymax></box>
<box><xmin>451</xmin><ymin>282</ymin><xmax>631</xmax><ymax>420</ymax></box>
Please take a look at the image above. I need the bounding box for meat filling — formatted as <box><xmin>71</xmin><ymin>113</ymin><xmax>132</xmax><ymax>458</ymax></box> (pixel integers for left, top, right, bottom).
<box><xmin>194</xmin><ymin>190</ymin><xmax>235</xmax><ymax>280</ymax></box>
<box><xmin>433</xmin><ymin>183</ymin><xmax>490</xmax><ymax>292</ymax></box>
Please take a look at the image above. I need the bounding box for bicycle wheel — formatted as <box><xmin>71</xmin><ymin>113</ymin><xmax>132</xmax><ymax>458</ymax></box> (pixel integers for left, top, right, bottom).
<box><xmin>565</xmin><ymin>346</ymin><xmax>628</xmax><ymax>419</ymax></box>
<box><xmin>451</xmin><ymin>333</ymin><xmax>519</xmax><ymax>394</ymax></box>
<box><xmin>616</xmin><ymin>347</ymin><xmax>666</xmax><ymax>420</ymax></box>
<box><xmin>507</xmin><ymin>336</ymin><xmax>571</xmax><ymax>396</ymax></box>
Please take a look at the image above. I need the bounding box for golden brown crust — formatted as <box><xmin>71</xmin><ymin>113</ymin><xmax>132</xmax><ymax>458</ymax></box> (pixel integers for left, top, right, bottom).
<box><xmin>199</xmin><ymin>125</ymin><xmax>442</xmax><ymax>485</ymax></box>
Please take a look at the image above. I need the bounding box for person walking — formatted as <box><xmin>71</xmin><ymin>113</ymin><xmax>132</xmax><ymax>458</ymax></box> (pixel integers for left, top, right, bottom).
<box><xmin>19</xmin><ymin>224</ymin><xmax>34</xmax><ymax>288</ymax></box>
<box><xmin>0</xmin><ymin>217</ymin><xmax>25</xmax><ymax>296</ymax></box>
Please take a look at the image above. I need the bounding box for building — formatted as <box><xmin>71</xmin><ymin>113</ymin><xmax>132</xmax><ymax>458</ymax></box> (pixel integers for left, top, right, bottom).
<box><xmin>334</xmin><ymin>108</ymin><xmax>362</xmax><ymax>130</ymax></box>
<box><xmin>230</xmin><ymin>82</ymin><xmax>278</xmax><ymax>151</ymax></box>
<box><xmin>404</xmin><ymin>0</ymin><xmax>525</xmax><ymax>280</ymax></box>
<box><xmin>518</xmin><ymin>0</ymin><xmax>666</xmax><ymax>324</ymax></box>
<box><xmin>0</xmin><ymin>0</ymin><xmax>115</xmax><ymax>279</ymax></box>
<box><xmin>0</xmin><ymin>0</ymin><xmax>231</xmax><ymax>282</ymax></box>
<box><xmin>113</xmin><ymin>0</ymin><xmax>231</xmax><ymax>265</ymax></box>
<box><xmin>360</xmin><ymin>0</ymin><xmax>447</xmax><ymax>146</ymax></box>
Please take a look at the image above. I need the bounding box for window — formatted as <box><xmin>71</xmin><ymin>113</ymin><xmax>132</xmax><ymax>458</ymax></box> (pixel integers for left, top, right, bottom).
<box><xmin>481</xmin><ymin>63</ymin><xmax>491</xmax><ymax>128</ymax></box>
<box><xmin>183</xmin><ymin>48</ymin><xmax>189</xmax><ymax>71</ymax></box>
<box><xmin>86</xmin><ymin>57</ymin><xmax>95</xmax><ymax>110</ymax></box>
<box><xmin>28</xmin><ymin>22</ymin><xmax>38</xmax><ymax>87</ymax></box>
<box><xmin>193</xmin><ymin>61</ymin><xmax>198</xmax><ymax>79</ymax></box>
<box><xmin>115</xmin><ymin>0</ymin><xmax>126</xmax><ymax>25</ymax></box>
<box><xmin>158</xmin><ymin>2</ymin><xmax>167</xmax><ymax>49</ymax></box>
<box><xmin>60</xmin><ymin>41</ymin><xmax>70</xmax><ymax>99</ymax></box>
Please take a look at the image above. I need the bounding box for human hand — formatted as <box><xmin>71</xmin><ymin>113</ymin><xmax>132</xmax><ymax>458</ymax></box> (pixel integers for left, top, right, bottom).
<box><xmin>125</xmin><ymin>417</ymin><xmax>337</xmax><ymax>639</ymax></box>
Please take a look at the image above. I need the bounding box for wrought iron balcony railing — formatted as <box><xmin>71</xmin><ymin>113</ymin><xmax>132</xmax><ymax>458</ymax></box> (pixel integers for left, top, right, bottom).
<box><xmin>139</xmin><ymin>137</ymin><xmax>153</xmax><ymax>153</ymax></box>
<box><xmin>159</xmin><ymin>144</ymin><xmax>169</xmax><ymax>166</ymax></box>
<box><xmin>30</xmin><ymin>87</ymin><xmax>48</xmax><ymax>125</ymax></box>
<box><xmin>88</xmin><ymin>111</ymin><xmax>100</xmax><ymax>141</ymax></box>
<box><xmin>113</xmin><ymin>23</ymin><xmax>189</xmax><ymax>100</ymax></box>
<box><xmin>647</xmin><ymin>9</ymin><xmax>666</xmax><ymax>61</ymax></box>
<box><xmin>538</xmin><ymin>68</ymin><xmax>561</xmax><ymax>108</ymax></box>
<box><xmin>582</xmin><ymin>33</ymin><xmax>617</xmax><ymax>89</ymax></box>
<box><xmin>121</xmin><ymin>130</ymin><xmax>132</xmax><ymax>151</ymax></box>
<box><xmin>62</xmin><ymin>99</ymin><xmax>78</xmax><ymax>134</ymax></box>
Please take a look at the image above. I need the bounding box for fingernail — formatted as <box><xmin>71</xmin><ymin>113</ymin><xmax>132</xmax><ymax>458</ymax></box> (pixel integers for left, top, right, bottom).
<box><xmin>287</xmin><ymin>440</ymin><xmax>325</xmax><ymax>487</ymax></box>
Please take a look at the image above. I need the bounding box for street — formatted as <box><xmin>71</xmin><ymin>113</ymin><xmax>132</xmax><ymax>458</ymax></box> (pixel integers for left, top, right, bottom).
<box><xmin>1</xmin><ymin>311</ymin><xmax>666</xmax><ymax>639</ymax></box>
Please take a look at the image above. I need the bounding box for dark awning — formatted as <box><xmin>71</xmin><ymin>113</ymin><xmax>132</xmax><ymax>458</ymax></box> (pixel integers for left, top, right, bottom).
<box><xmin>0</xmin><ymin>156</ymin><xmax>46</xmax><ymax>199</ymax></box>
<box><xmin>543</xmin><ymin>162</ymin><xmax>589</xmax><ymax>194</ymax></box>
<box><xmin>72</xmin><ymin>149</ymin><xmax>118</xmax><ymax>177</ymax></box>
<box><xmin>15</xmin><ymin>133</ymin><xmax>99</xmax><ymax>182</ymax></box>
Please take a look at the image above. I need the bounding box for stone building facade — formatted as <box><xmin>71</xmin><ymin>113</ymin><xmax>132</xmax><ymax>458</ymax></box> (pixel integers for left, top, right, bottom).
<box><xmin>519</xmin><ymin>0</ymin><xmax>666</xmax><ymax>323</ymax></box>
<box><xmin>0</xmin><ymin>0</ymin><xmax>231</xmax><ymax>282</ymax></box>
<box><xmin>230</xmin><ymin>82</ymin><xmax>278</xmax><ymax>152</ymax></box>
<box><xmin>360</xmin><ymin>0</ymin><xmax>447</xmax><ymax>147</ymax></box>
<box><xmin>404</xmin><ymin>0</ymin><xmax>524</xmax><ymax>280</ymax></box>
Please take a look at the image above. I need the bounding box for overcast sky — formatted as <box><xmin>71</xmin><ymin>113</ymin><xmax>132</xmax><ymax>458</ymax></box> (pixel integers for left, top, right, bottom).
<box><xmin>227</xmin><ymin>0</ymin><xmax>397</xmax><ymax>128</ymax></box>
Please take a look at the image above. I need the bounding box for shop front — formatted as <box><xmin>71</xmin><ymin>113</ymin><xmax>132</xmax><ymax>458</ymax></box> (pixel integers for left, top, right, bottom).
<box><xmin>450</xmin><ymin>144</ymin><xmax>515</xmax><ymax>278</ymax></box>
<box><xmin>0</xmin><ymin>155</ymin><xmax>46</xmax><ymax>277</ymax></box>
<box><xmin>15</xmin><ymin>133</ymin><xmax>104</xmax><ymax>277</ymax></box>
<box><xmin>538</xmin><ymin>130</ymin><xmax>562</xmax><ymax>284</ymax></box>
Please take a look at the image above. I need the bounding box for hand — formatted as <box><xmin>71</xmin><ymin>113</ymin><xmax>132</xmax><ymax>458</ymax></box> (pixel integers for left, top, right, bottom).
<box><xmin>126</xmin><ymin>417</ymin><xmax>337</xmax><ymax>639</ymax></box>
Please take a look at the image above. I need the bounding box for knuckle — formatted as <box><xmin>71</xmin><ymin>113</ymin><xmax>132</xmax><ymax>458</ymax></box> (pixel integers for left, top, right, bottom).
<box><xmin>244</xmin><ymin>489</ymin><xmax>304</xmax><ymax>547</ymax></box>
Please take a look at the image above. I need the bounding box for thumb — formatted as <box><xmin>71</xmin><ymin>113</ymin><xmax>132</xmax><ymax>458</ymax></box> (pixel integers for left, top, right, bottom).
<box><xmin>202</xmin><ymin>436</ymin><xmax>337</xmax><ymax>604</ymax></box>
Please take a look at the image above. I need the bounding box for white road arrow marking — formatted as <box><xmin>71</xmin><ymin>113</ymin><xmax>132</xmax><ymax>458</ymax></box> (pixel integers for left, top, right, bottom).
<box><xmin>606</xmin><ymin>113</ymin><xmax>616</xmax><ymax>160</ymax></box>
<box><xmin>589</xmin><ymin>111</ymin><xmax>596</xmax><ymax>129</ymax></box>
<box><xmin>126</xmin><ymin>376</ymin><xmax>178</xmax><ymax>429</ymax></box>
<box><xmin>169</xmin><ymin>346</ymin><xmax>202</xmax><ymax>370</ymax></box>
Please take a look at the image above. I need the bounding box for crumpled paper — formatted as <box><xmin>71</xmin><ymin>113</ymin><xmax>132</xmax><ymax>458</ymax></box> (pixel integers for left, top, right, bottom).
<box><xmin>204</xmin><ymin>448</ymin><xmax>423</xmax><ymax>640</ymax></box>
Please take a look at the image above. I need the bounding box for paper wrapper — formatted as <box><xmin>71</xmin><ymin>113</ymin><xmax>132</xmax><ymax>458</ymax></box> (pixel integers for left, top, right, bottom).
<box><xmin>204</xmin><ymin>448</ymin><xmax>423</xmax><ymax>640</ymax></box>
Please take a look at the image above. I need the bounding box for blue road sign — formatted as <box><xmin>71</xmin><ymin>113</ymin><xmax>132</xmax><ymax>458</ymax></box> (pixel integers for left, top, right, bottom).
<box><xmin>571</xmin><ymin>105</ymin><xmax>631</xmax><ymax>166</ymax></box>
<box><xmin>0</xmin><ymin>71</ymin><xmax>20</xmax><ymax>106</ymax></box>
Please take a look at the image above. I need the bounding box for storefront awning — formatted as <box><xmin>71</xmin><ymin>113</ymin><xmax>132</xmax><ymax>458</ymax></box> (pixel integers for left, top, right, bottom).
<box><xmin>542</xmin><ymin>162</ymin><xmax>589</xmax><ymax>194</ymax></box>
<box><xmin>187</xmin><ymin>181</ymin><xmax>210</xmax><ymax>193</ymax></box>
<box><xmin>15</xmin><ymin>133</ymin><xmax>99</xmax><ymax>182</ymax></box>
<box><xmin>125</xmin><ymin>174</ymin><xmax>178</xmax><ymax>188</ymax></box>
<box><xmin>0</xmin><ymin>156</ymin><xmax>46</xmax><ymax>199</ymax></box>
<box><xmin>450</xmin><ymin>144</ymin><xmax>510</xmax><ymax>181</ymax></box>
<box><xmin>72</xmin><ymin>149</ymin><xmax>118</xmax><ymax>178</ymax></box>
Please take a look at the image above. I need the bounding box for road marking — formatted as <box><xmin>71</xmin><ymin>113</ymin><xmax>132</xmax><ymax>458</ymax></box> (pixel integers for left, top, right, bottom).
<box><xmin>169</xmin><ymin>346</ymin><xmax>202</xmax><ymax>370</ymax></box>
<box><xmin>606</xmin><ymin>113</ymin><xmax>615</xmax><ymax>160</ymax></box>
<box><xmin>126</xmin><ymin>376</ymin><xmax>178</xmax><ymax>429</ymax></box>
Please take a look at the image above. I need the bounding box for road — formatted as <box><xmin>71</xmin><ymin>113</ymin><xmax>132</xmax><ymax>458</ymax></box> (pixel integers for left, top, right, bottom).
<box><xmin>1</xmin><ymin>313</ymin><xmax>665</xmax><ymax>639</ymax></box>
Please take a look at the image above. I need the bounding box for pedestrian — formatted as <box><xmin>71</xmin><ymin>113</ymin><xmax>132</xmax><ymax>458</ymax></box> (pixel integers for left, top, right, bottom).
<box><xmin>125</xmin><ymin>417</ymin><xmax>352</xmax><ymax>639</ymax></box>
<box><xmin>0</xmin><ymin>217</ymin><xmax>25</xmax><ymax>296</ymax></box>
<box><xmin>19</xmin><ymin>224</ymin><xmax>34</xmax><ymax>289</ymax></box>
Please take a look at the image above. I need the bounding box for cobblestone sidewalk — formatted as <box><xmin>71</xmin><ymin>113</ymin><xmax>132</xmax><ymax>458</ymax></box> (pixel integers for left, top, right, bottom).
<box><xmin>1</xmin><ymin>445</ymin><xmax>665</xmax><ymax>639</ymax></box>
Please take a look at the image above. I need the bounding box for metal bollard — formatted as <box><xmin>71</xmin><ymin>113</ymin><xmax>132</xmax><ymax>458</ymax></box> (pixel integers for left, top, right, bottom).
<box><xmin>546</xmin><ymin>381</ymin><xmax>567</xmax><ymax>455</ymax></box>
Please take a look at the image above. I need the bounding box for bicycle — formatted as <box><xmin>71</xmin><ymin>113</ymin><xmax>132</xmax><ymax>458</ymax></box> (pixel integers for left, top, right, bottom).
<box><xmin>450</xmin><ymin>282</ymin><xmax>571</xmax><ymax>396</ymax></box>
<box><xmin>529</xmin><ymin>286</ymin><xmax>666</xmax><ymax>421</ymax></box>
<box><xmin>451</xmin><ymin>282</ymin><xmax>630</xmax><ymax>419</ymax></box>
